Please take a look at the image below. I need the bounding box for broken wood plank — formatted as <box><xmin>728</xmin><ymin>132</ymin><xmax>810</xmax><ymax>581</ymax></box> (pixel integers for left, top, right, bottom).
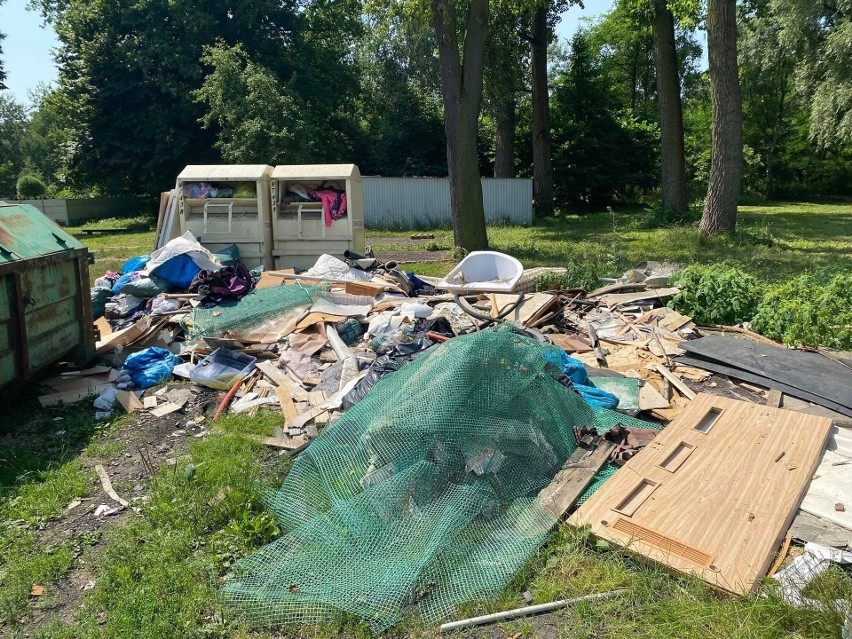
<box><xmin>538</xmin><ymin>440</ymin><xmax>616</xmax><ymax>519</ymax></box>
<box><xmin>245</xmin><ymin>434</ymin><xmax>310</xmax><ymax>451</ymax></box>
<box><xmin>255</xmin><ymin>360</ymin><xmax>310</xmax><ymax>401</ymax></box>
<box><xmin>94</xmin><ymin>463</ymin><xmax>130</xmax><ymax>507</ymax></box>
<box><xmin>569</xmin><ymin>394</ymin><xmax>833</xmax><ymax>595</ymax></box>
<box><xmin>149</xmin><ymin>401</ymin><xmax>185</xmax><ymax>417</ymax></box>
<box><xmin>115</xmin><ymin>390</ymin><xmax>143</xmax><ymax>414</ymax></box>
<box><xmin>275</xmin><ymin>386</ymin><xmax>298</xmax><ymax>426</ymax></box>
<box><xmin>289</xmin><ymin>406</ymin><xmax>328</xmax><ymax>430</ymax></box>
<box><xmin>766</xmin><ymin>389</ymin><xmax>783</xmax><ymax>408</ymax></box>
<box><xmin>654</xmin><ymin>364</ymin><xmax>696</xmax><ymax>400</ymax></box>
<box><xmin>768</xmin><ymin>532</ymin><xmax>793</xmax><ymax>577</ymax></box>
<box><xmin>639</xmin><ymin>381</ymin><xmax>670</xmax><ymax>411</ymax></box>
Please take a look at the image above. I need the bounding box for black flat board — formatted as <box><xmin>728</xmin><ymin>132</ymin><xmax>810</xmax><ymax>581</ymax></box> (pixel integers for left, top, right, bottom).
<box><xmin>674</xmin><ymin>355</ymin><xmax>852</xmax><ymax>418</ymax></box>
<box><xmin>680</xmin><ymin>335</ymin><xmax>852</xmax><ymax>412</ymax></box>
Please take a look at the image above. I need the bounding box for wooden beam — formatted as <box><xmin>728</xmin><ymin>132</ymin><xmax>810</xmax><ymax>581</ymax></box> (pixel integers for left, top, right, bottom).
<box><xmin>766</xmin><ymin>389</ymin><xmax>783</xmax><ymax>408</ymax></box>
<box><xmin>537</xmin><ymin>440</ymin><xmax>615</xmax><ymax>519</ymax></box>
<box><xmin>654</xmin><ymin>365</ymin><xmax>696</xmax><ymax>400</ymax></box>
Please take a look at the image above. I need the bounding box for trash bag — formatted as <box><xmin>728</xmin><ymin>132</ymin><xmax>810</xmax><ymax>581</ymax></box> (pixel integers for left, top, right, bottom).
<box><xmin>111</xmin><ymin>271</ymin><xmax>138</xmax><ymax>294</ymax></box>
<box><xmin>335</xmin><ymin>317</ymin><xmax>364</xmax><ymax>345</ymax></box>
<box><xmin>188</xmin><ymin>260</ymin><xmax>255</xmax><ymax>305</ymax></box>
<box><xmin>121</xmin><ymin>347</ymin><xmax>180</xmax><ymax>389</ymax></box>
<box><xmin>121</xmin><ymin>254</ymin><xmax>150</xmax><ymax>274</ymax></box>
<box><xmin>119</xmin><ymin>274</ymin><xmax>171</xmax><ymax>298</ymax></box>
<box><xmin>342</xmin><ymin>339</ymin><xmax>437</xmax><ymax>408</ymax></box>
<box><xmin>91</xmin><ymin>286</ymin><xmax>113</xmax><ymax>319</ymax></box>
<box><xmin>214</xmin><ymin>244</ymin><xmax>240</xmax><ymax>267</ymax></box>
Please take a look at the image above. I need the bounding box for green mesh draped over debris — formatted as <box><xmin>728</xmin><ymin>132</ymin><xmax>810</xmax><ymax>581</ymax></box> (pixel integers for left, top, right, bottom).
<box><xmin>190</xmin><ymin>283</ymin><xmax>324</xmax><ymax>340</ymax></box>
<box><xmin>224</xmin><ymin>328</ymin><xmax>653</xmax><ymax>632</ymax></box>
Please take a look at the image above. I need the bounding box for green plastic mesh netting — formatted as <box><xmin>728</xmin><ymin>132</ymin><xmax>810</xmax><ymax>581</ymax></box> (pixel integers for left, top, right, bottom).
<box><xmin>190</xmin><ymin>283</ymin><xmax>324</xmax><ymax>340</ymax></box>
<box><xmin>224</xmin><ymin>327</ymin><xmax>654</xmax><ymax>632</ymax></box>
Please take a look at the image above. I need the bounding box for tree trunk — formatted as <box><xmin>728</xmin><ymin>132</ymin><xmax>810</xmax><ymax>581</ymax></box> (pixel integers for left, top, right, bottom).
<box><xmin>651</xmin><ymin>0</ymin><xmax>688</xmax><ymax>214</ymax></box>
<box><xmin>494</xmin><ymin>95</ymin><xmax>515</xmax><ymax>177</ymax></box>
<box><xmin>432</xmin><ymin>0</ymin><xmax>489</xmax><ymax>250</ymax></box>
<box><xmin>765</xmin><ymin>55</ymin><xmax>787</xmax><ymax>199</ymax></box>
<box><xmin>531</xmin><ymin>5</ymin><xmax>554</xmax><ymax>218</ymax></box>
<box><xmin>699</xmin><ymin>0</ymin><xmax>743</xmax><ymax>235</ymax></box>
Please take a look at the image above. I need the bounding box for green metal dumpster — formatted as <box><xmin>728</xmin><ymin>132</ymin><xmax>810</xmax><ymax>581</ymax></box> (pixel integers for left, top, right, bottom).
<box><xmin>0</xmin><ymin>203</ymin><xmax>95</xmax><ymax>389</ymax></box>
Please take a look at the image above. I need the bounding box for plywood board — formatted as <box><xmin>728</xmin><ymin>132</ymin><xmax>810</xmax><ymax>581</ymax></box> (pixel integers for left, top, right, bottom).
<box><xmin>568</xmin><ymin>394</ymin><xmax>833</xmax><ymax>595</ymax></box>
<box><xmin>492</xmin><ymin>293</ymin><xmax>557</xmax><ymax>327</ymax></box>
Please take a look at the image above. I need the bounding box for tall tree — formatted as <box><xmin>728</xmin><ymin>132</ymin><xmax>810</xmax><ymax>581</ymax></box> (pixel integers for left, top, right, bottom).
<box><xmin>358</xmin><ymin>7</ymin><xmax>447</xmax><ymax>176</ymax></box>
<box><xmin>770</xmin><ymin>0</ymin><xmax>852</xmax><ymax>148</ymax></box>
<box><xmin>431</xmin><ymin>0</ymin><xmax>489</xmax><ymax>250</ymax></box>
<box><xmin>0</xmin><ymin>0</ymin><xmax>6</xmax><ymax>90</ymax></box>
<box><xmin>35</xmin><ymin>0</ymin><xmax>358</xmax><ymax>194</ymax></box>
<box><xmin>484</xmin><ymin>3</ymin><xmax>526</xmax><ymax>178</ymax></box>
<box><xmin>550</xmin><ymin>32</ymin><xmax>659</xmax><ymax>204</ymax></box>
<box><xmin>651</xmin><ymin>0</ymin><xmax>688</xmax><ymax>213</ymax></box>
<box><xmin>699</xmin><ymin>0</ymin><xmax>743</xmax><ymax>234</ymax></box>
<box><xmin>530</xmin><ymin>4</ymin><xmax>554</xmax><ymax>216</ymax></box>
<box><xmin>0</xmin><ymin>94</ymin><xmax>27</xmax><ymax>197</ymax></box>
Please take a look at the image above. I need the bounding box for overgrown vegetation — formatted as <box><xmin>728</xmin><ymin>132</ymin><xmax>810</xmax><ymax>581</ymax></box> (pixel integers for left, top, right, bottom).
<box><xmin>751</xmin><ymin>271</ymin><xmax>852</xmax><ymax>349</ymax></box>
<box><xmin>668</xmin><ymin>264</ymin><xmax>763</xmax><ymax>326</ymax></box>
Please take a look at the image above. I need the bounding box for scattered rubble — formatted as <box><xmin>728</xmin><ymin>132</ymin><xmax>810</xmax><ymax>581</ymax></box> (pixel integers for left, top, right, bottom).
<box><xmin>27</xmin><ymin>240</ymin><xmax>852</xmax><ymax>630</ymax></box>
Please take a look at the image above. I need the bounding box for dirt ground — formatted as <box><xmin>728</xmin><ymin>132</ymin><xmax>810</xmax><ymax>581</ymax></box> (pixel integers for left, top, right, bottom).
<box><xmin>11</xmin><ymin>383</ymin><xmax>220</xmax><ymax>628</ymax></box>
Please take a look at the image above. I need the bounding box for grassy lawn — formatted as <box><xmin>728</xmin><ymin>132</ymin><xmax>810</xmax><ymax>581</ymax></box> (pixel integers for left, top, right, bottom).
<box><xmin>71</xmin><ymin>201</ymin><xmax>852</xmax><ymax>284</ymax></box>
<box><xmin>369</xmin><ymin>201</ymin><xmax>852</xmax><ymax>280</ymax></box>
<box><xmin>2</xmin><ymin>201</ymin><xmax>848</xmax><ymax>637</ymax></box>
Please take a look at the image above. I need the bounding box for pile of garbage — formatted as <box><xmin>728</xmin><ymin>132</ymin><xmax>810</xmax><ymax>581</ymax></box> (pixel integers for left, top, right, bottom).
<box><xmin>37</xmin><ymin>238</ymin><xmax>852</xmax><ymax>632</ymax></box>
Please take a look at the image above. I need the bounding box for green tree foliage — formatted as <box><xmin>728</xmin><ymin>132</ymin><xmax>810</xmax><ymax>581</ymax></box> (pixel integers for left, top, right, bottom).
<box><xmin>356</xmin><ymin>10</ymin><xmax>447</xmax><ymax>175</ymax></box>
<box><xmin>16</xmin><ymin>173</ymin><xmax>47</xmax><ymax>199</ymax></box>
<box><xmin>738</xmin><ymin>0</ymin><xmax>852</xmax><ymax>198</ymax></box>
<box><xmin>0</xmin><ymin>0</ymin><xmax>6</xmax><ymax>91</ymax></box>
<box><xmin>550</xmin><ymin>32</ymin><xmax>659</xmax><ymax>205</ymax></box>
<box><xmin>194</xmin><ymin>42</ymin><xmax>357</xmax><ymax>165</ymax></box>
<box><xmin>33</xmin><ymin>0</ymin><xmax>357</xmax><ymax>194</ymax></box>
<box><xmin>770</xmin><ymin>0</ymin><xmax>852</xmax><ymax>149</ymax></box>
<box><xmin>0</xmin><ymin>93</ymin><xmax>26</xmax><ymax>198</ymax></box>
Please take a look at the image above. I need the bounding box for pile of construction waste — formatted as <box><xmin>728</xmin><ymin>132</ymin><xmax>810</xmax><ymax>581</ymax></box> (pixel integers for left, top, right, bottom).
<box><xmin>36</xmin><ymin>241</ymin><xmax>852</xmax><ymax>633</ymax></box>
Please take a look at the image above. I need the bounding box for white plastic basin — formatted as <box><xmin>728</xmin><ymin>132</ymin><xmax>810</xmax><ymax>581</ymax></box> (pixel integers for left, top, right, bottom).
<box><xmin>438</xmin><ymin>251</ymin><xmax>524</xmax><ymax>293</ymax></box>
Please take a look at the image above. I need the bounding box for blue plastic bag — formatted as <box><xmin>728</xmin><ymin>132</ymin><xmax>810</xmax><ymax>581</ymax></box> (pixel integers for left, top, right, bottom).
<box><xmin>152</xmin><ymin>254</ymin><xmax>202</xmax><ymax>289</ymax></box>
<box><xmin>544</xmin><ymin>349</ymin><xmax>619</xmax><ymax>409</ymax></box>
<box><xmin>111</xmin><ymin>271</ymin><xmax>138</xmax><ymax>294</ymax></box>
<box><xmin>121</xmin><ymin>254</ymin><xmax>150</xmax><ymax>274</ymax></box>
<box><xmin>121</xmin><ymin>347</ymin><xmax>180</xmax><ymax>389</ymax></box>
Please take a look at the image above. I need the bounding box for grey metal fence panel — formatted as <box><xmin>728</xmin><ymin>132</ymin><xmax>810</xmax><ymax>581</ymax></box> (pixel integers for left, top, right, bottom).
<box><xmin>363</xmin><ymin>177</ymin><xmax>532</xmax><ymax>229</ymax></box>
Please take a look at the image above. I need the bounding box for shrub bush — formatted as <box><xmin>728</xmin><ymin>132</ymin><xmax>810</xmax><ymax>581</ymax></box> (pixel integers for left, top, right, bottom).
<box><xmin>16</xmin><ymin>174</ymin><xmax>47</xmax><ymax>199</ymax></box>
<box><xmin>668</xmin><ymin>263</ymin><xmax>763</xmax><ymax>325</ymax></box>
<box><xmin>751</xmin><ymin>272</ymin><xmax>852</xmax><ymax>349</ymax></box>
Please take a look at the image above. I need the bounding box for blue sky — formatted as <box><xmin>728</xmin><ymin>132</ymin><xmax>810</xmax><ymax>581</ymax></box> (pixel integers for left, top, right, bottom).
<box><xmin>1</xmin><ymin>0</ymin><xmax>698</xmax><ymax>107</ymax></box>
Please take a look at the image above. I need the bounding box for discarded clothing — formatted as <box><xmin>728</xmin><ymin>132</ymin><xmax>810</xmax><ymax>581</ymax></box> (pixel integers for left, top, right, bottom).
<box><xmin>308</xmin><ymin>188</ymin><xmax>347</xmax><ymax>226</ymax></box>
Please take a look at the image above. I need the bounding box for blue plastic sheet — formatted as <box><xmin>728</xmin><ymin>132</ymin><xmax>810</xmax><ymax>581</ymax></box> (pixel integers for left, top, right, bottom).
<box><xmin>544</xmin><ymin>349</ymin><xmax>619</xmax><ymax>409</ymax></box>
<box><xmin>121</xmin><ymin>254</ymin><xmax>150</xmax><ymax>274</ymax></box>
<box><xmin>121</xmin><ymin>347</ymin><xmax>180</xmax><ymax>389</ymax></box>
<box><xmin>152</xmin><ymin>254</ymin><xmax>202</xmax><ymax>289</ymax></box>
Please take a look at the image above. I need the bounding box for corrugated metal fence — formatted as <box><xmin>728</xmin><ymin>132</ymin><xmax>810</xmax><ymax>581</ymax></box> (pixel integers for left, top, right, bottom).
<box><xmin>363</xmin><ymin>177</ymin><xmax>532</xmax><ymax>229</ymax></box>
